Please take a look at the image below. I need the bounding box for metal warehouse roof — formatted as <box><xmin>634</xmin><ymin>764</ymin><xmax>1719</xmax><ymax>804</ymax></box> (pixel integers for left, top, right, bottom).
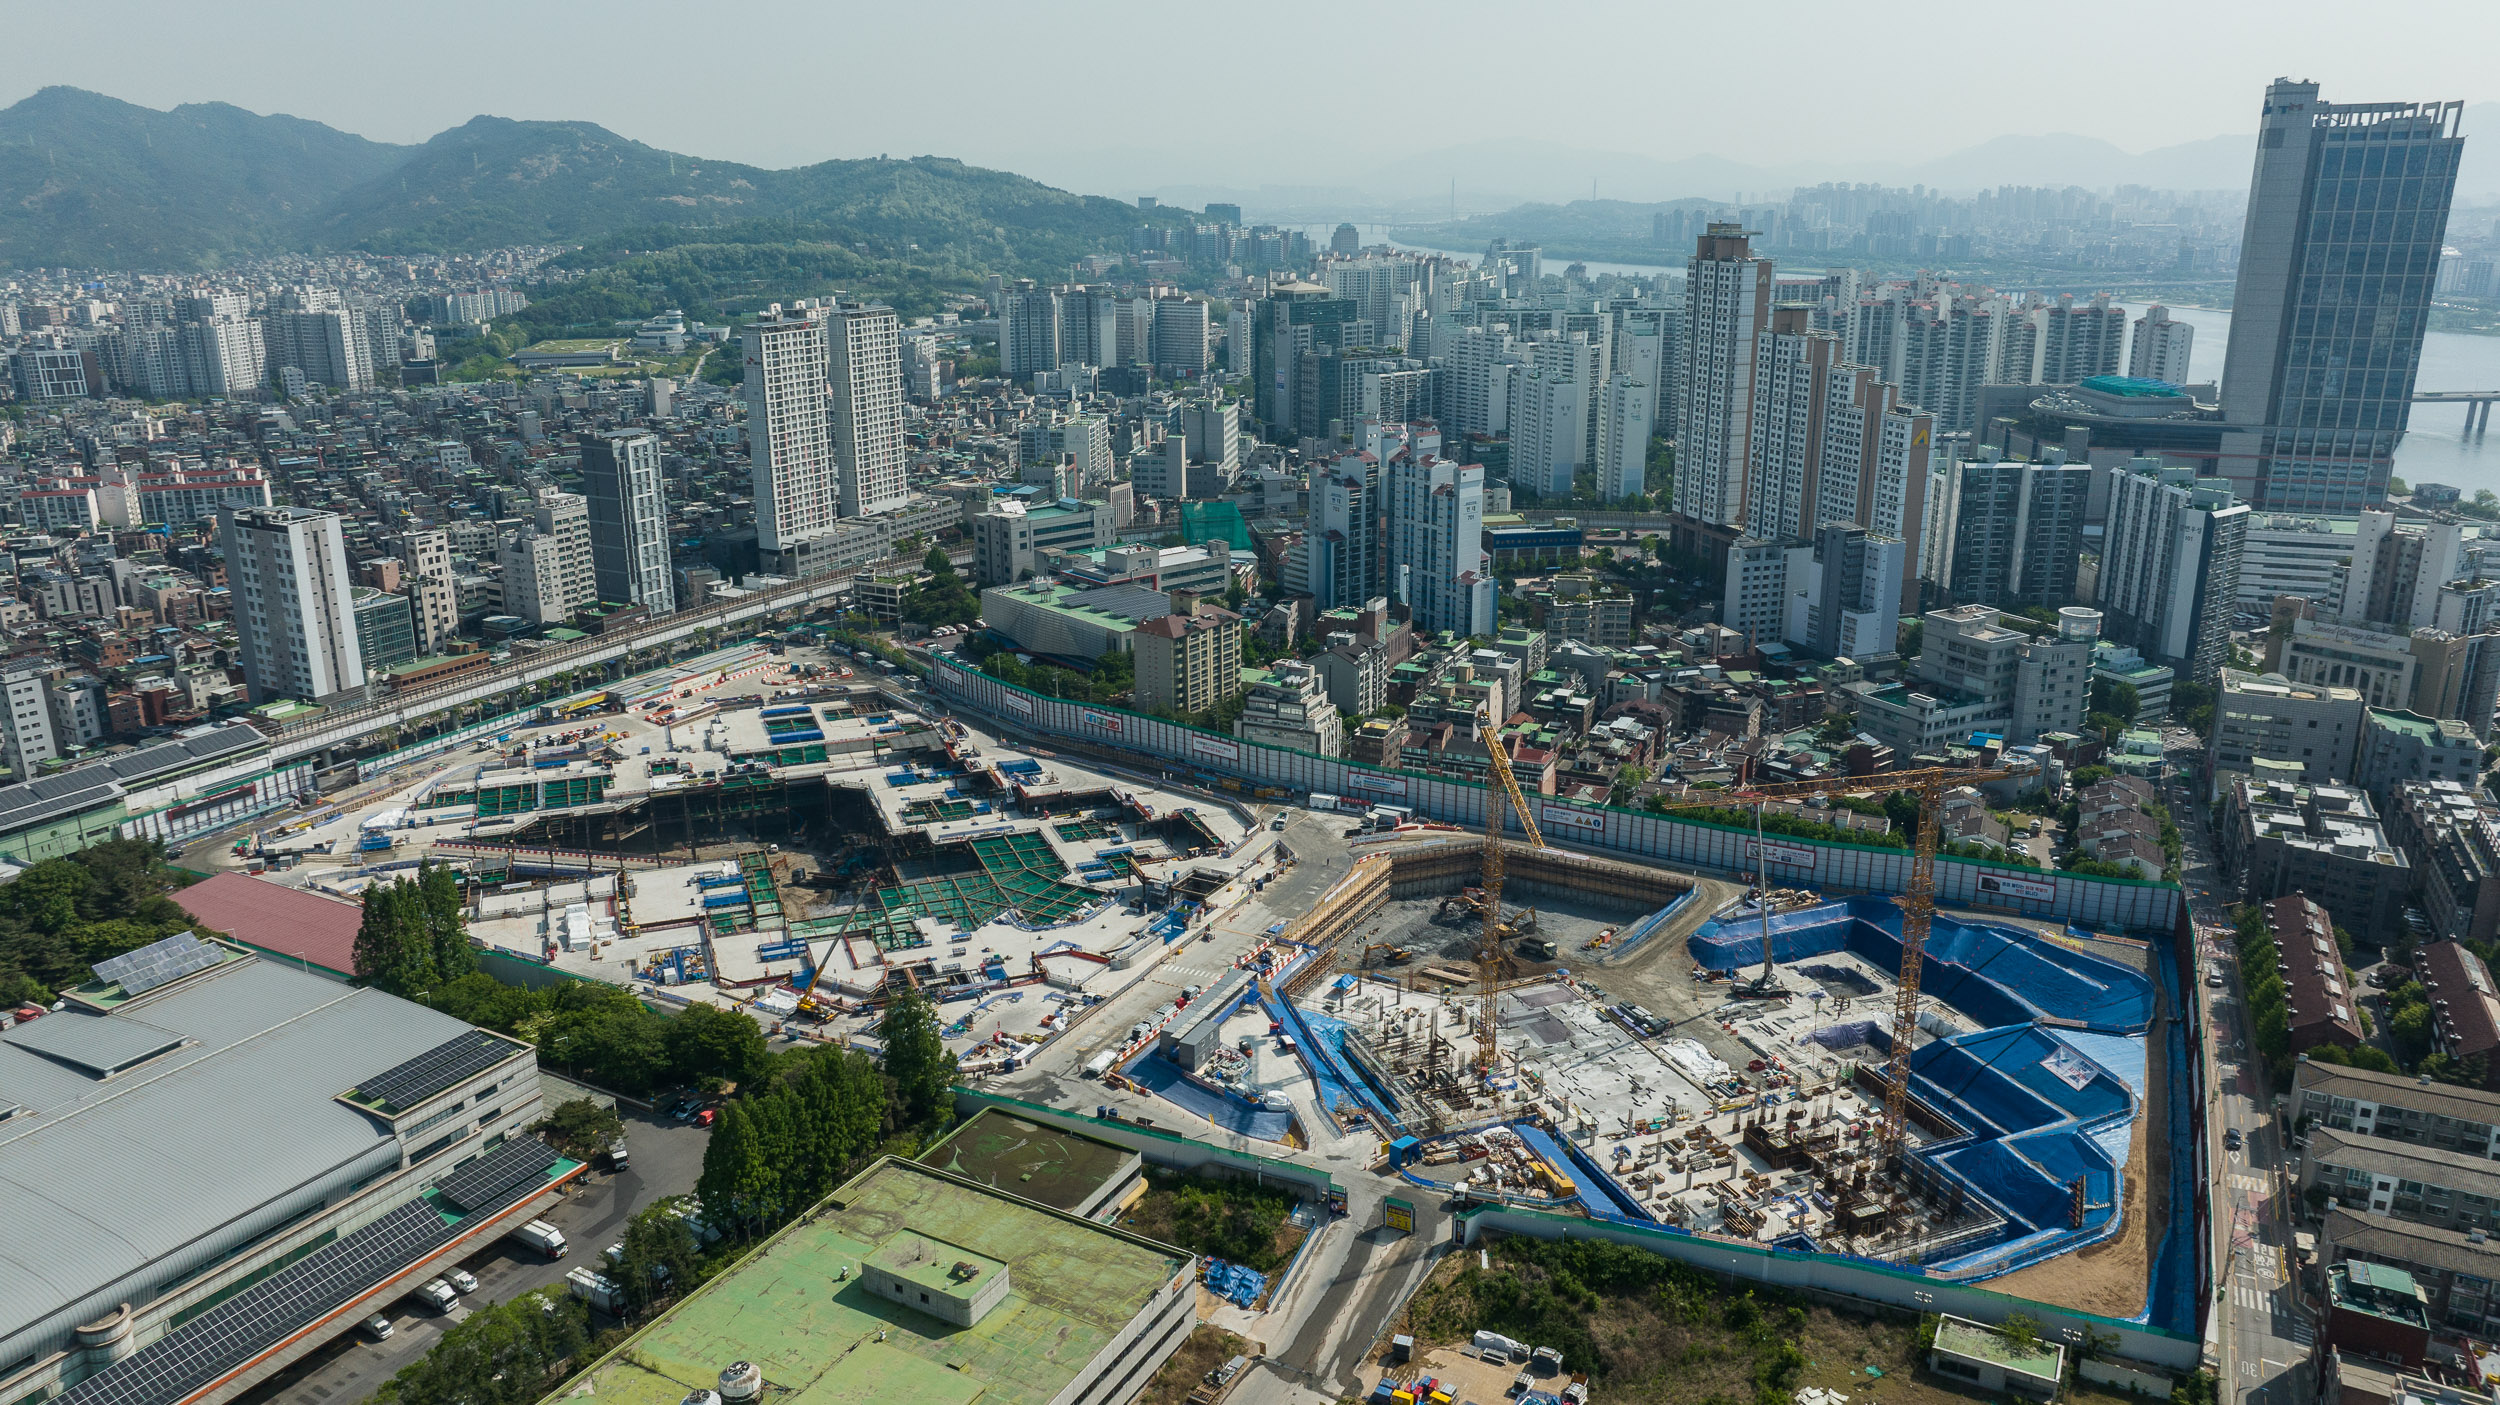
<box><xmin>0</xmin><ymin>955</ymin><xmax>513</xmax><ymax>1371</ymax></box>
<box><xmin>0</xmin><ymin>720</ymin><xmax>269</xmax><ymax>838</ymax></box>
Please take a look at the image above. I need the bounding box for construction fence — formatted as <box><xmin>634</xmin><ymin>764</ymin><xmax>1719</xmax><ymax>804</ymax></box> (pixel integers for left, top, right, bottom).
<box><xmin>929</xmin><ymin>659</ymin><xmax>2182</xmax><ymax>934</ymax></box>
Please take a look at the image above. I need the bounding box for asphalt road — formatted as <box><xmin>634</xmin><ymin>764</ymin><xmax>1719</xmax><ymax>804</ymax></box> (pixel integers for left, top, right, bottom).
<box><xmin>2165</xmin><ymin>733</ymin><xmax>2313</xmax><ymax>1405</ymax></box>
<box><xmin>231</xmin><ymin>1095</ymin><xmax>711</xmax><ymax>1405</ymax></box>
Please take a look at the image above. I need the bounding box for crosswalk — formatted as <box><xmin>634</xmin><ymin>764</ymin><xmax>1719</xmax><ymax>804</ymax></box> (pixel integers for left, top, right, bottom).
<box><xmin>2230</xmin><ymin>1173</ymin><xmax>2267</xmax><ymax>1195</ymax></box>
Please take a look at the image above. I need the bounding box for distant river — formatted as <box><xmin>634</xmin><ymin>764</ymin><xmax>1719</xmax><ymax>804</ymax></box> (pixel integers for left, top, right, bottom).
<box><xmin>1314</xmin><ymin>223</ymin><xmax>2500</xmax><ymax>495</ymax></box>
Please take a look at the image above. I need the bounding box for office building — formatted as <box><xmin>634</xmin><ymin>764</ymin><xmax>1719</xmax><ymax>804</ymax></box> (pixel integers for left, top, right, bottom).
<box><xmin>12</xmin><ymin>339</ymin><xmax>99</xmax><ymax>402</ymax></box>
<box><xmin>349</xmin><ymin>588</ymin><xmax>417</xmax><ymax>673</ymax></box>
<box><xmin>2097</xmin><ymin>459</ymin><xmax>2250</xmax><ymax>682</ymax></box>
<box><xmin>1235</xmin><ymin>660</ymin><xmax>1345</xmax><ymax>757</ymax></box>
<box><xmin>2034</xmin><ymin>293</ymin><xmax>2127</xmax><ymax>384</ymax></box>
<box><xmin>2209</xmin><ymin>668</ymin><xmax>2368</xmax><ymax>790</ymax></box>
<box><xmin>827</xmin><ymin>298</ymin><xmax>907</xmax><ymax>517</ymax></box>
<box><xmin>2388</xmin><ymin>781</ymin><xmax>2500</xmax><ymax>950</ymax></box>
<box><xmin>970</xmin><ymin>499</ymin><xmax>1115</xmax><ymax>587</ymax></box>
<box><xmin>2128</xmin><ymin>305</ymin><xmax>2195</xmax><ymax>384</ymax></box>
<box><xmin>401</xmin><ymin>528</ymin><xmax>459</xmax><ymax>656</ymax></box>
<box><xmin>2011</xmin><ymin>606</ymin><xmax>2100</xmax><ymax>745</ymax></box>
<box><xmin>743</xmin><ymin>302</ymin><xmax>839</xmax><ymax>557</ymax></box>
<box><xmin>580</xmin><ymin>431</ymin><xmax>676</xmax><ymax>616</ymax></box>
<box><xmin>1386</xmin><ymin>456</ymin><xmax>1495</xmax><ymax>638</ymax></box>
<box><xmin>1672</xmin><ymin>224</ymin><xmax>1775</xmax><ymax>556</ymax></box>
<box><xmin>2218</xmin><ymin>777</ymin><xmax>2409</xmax><ymax>941</ymax></box>
<box><xmin>2354</xmin><ymin>709</ymin><xmax>2486</xmax><ymax>806</ymax></box>
<box><xmin>1745</xmin><ymin>305</ymin><xmax>1838</xmax><ymax>543</ymax></box>
<box><xmin>2220</xmin><ymin>81</ymin><xmax>2465</xmax><ymax>512</ymax></box>
<box><xmin>225</xmin><ymin>505</ymin><xmax>365</xmax><ymax>704</ymax></box>
<box><xmin>1251</xmin><ymin>282</ymin><xmax>1357</xmax><ymax>435</ymax></box>
<box><xmin>555</xmin><ymin>1154</ymin><xmax>1193</xmax><ymax>1405</ymax></box>
<box><xmin>1132</xmin><ymin>600</ymin><xmax>1244</xmax><ymax>716</ymax></box>
<box><xmin>2241</xmin><ymin>516</ymin><xmax>2359</xmax><ymax>614</ymax></box>
<box><xmin>1844</xmin><ymin>603</ymin><xmax>2029</xmax><ymax>754</ymax></box>
<box><xmin>1940</xmin><ymin>450</ymin><xmax>2091</xmax><ymax>608</ymax></box>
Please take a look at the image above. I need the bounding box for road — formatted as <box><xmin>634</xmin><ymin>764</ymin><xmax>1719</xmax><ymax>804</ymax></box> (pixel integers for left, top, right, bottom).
<box><xmin>231</xmin><ymin>1092</ymin><xmax>711</xmax><ymax>1405</ymax></box>
<box><xmin>2166</xmin><ymin>732</ymin><xmax>2312</xmax><ymax>1405</ymax></box>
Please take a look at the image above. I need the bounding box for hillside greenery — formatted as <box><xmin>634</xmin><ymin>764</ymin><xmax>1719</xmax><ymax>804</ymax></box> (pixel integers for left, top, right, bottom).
<box><xmin>0</xmin><ymin>88</ymin><xmax>1170</xmax><ymax>277</ymax></box>
<box><xmin>0</xmin><ymin>838</ymin><xmax>208</xmax><ymax>1006</ymax></box>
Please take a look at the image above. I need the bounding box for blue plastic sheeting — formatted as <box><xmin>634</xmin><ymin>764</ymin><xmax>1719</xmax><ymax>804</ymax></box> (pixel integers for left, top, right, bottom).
<box><xmin>1124</xmin><ymin>1055</ymin><xmax>1294</xmax><ymax>1140</ymax></box>
<box><xmin>1203</xmin><ymin>1258</ymin><xmax>1265</xmax><ymax>1307</ymax></box>
<box><xmin>1514</xmin><ymin>1122</ymin><xmax>1649</xmax><ymax>1221</ymax></box>
<box><xmin>1688</xmin><ymin>897</ymin><xmax>2152</xmax><ymax>1033</ymax></box>
<box><xmin>2142</xmin><ymin>932</ymin><xmax>2201</xmax><ymax>1335</ymax></box>
<box><xmin>2058</xmin><ymin>1030</ymin><xmax>2150</xmax><ymax>1103</ymax></box>
<box><xmin>1271</xmin><ymin>998</ymin><xmax>1392</xmax><ymax>1127</ymax></box>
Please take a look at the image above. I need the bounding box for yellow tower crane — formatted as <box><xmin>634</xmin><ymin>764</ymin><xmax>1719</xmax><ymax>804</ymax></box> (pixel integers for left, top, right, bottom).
<box><xmin>1644</xmin><ymin>764</ymin><xmax>2009</xmax><ymax>1152</ymax></box>
<box><xmin>1474</xmin><ymin>705</ymin><xmax>1546</xmax><ymax>1074</ymax></box>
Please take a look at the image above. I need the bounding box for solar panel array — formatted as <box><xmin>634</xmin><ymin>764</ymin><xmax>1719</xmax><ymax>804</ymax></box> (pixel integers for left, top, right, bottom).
<box><xmin>57</xmin><ymin>1200</ymin><xmax>449</xmax><ymax>1405</ymax></box>
<box><xmin>353</xmin><ymin>1030</ymin><xmax>513</xmax><ymax>1111</ymax></box>
<box><xmin>91</xmin><ymin>932</ymin><xmax>220</xmax><ymax>997</ymax></box>
<box><xmin>432</xmin><ymin>1138</ymin><xmax>560</xmax><ymax>1215</ymax></box>
<box><xmin>58</xmin><ymin>1141</ymin><xmax>566</xmax><ymax>1405</ymax></box>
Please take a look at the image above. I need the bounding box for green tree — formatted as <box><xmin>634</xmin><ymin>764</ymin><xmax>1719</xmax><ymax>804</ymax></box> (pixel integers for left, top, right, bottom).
<box><xmin>1997</xmin><ymin>1313</ymin><xmax>2042</xmax><ymax>1355</ymax></box>
<box><xmin>2090</xmin><ymin>678</ymin><xmax>2140</xmax><ymax>727</ymax></box>
<box><xmin>879</xmin><ymin>987</ymin><xmax>959</xmax><ymax>1132</ymax></box>
<box><xmin>696</xmin><ymin>1100</ymin><xmax>780</xmax><ymax>1234</ymax></box>
<box><xmin>376</xmin><ymin>1289</ymin><xmax>588</xmax><ymax>1405</ymax></box>
<box><xmin>531</xmin><ymin>1097</ymin><xmax>626</xmax><ymax>1161</ymax></box>
<box><xmin>664</xmin><ymin>1002</ymin><xmax>772</xmax><ymax>1089</ymax></box>
<box><xmin>353</xmin><ymin>863</ymin><xmax>475</xmax><ymax>998</ymax></box>
<box><xmin>611</xmin><ymin>1204</ymin><xmax>702</xmax><ymax>1315</ymax></box>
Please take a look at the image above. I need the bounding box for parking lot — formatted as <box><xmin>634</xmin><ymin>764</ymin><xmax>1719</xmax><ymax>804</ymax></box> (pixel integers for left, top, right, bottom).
<box><xmin>232</xmin><ymin>1090</ymin><xmax>710</xmax><ymax>1405</ymax></box>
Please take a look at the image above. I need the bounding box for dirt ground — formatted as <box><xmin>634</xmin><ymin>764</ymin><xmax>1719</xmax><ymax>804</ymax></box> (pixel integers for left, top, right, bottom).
<box><xmin>1135</xmin><ymin>1325</ymin><xmax>1252</xmax><ymax>1405</ymax></box>
<box><xmin>1984</xmin><ymin>977</ymin><xmax>2172</xmax><ymax>1317</ymax></box>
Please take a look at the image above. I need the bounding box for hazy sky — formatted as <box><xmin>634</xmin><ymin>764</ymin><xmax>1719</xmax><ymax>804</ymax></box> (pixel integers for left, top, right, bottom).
<box><xmin>8</xmin><ymin>0</ymin><xmax>2498</xmax><ymax>198</ymax></box>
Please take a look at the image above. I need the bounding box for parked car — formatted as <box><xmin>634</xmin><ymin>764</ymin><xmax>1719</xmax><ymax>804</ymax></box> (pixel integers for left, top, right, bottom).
<box><xmin>2224</xmin><ymin>1128</ymin><xmax>2244</xmax><ymax>1151</ymax></box>
<box><xmin>693</xmin><ymin>1107</ymin><xmax>717</xmax><ymax>1128</ymax></box>
<box><xmin>362</xmin><ymin>1314</ymin><xmax>394</xmax><ymax>1341</ymax></box>
<box><xmin>445</xmin><ymin>1268</ymin><xmax>480</xmax><ymax>1295</ymax></box>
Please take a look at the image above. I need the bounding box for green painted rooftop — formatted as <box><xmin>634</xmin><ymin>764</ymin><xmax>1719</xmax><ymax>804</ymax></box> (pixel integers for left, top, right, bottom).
<box><xmin>556</xmin><ymin>1157</ymin><xmax>1190</xmax><ymax>1405</ymax></box>
<box><xmin>916</xmin><ymin>1107</ymin><xmax>1137</xmax><ymax>1213</ymax></box>
<box><xmin>1931</xmin><ymin>1316</ymin><xmax>2062</xmax><ymax>1379</ymax></box>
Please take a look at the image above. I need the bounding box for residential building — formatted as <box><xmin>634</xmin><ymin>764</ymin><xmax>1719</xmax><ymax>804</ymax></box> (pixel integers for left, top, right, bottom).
<box><xmin>2033</xmin><ymin>293</ymin><xmax>2127</xmax><ymax>384</ymax></box>
<box><xmin>2343</xmin><ymin>511</ymin><xmax>2464</xmax><ymax>631</ymax></box>
<box><xmin>529</xmin><ymin>489</ymin><xmax>593</xmax><ymax>617</ymax></box>
<box><xmin>1235</xmin><ymin>661</ymin><xmax>1344</xmax><ymax>757</ymax></box>
<box><xmin>1312</xmin><ymin>643</ymin><xmax>1389</xmax><ymax>718</ymax></box>
<box><xmin>1595</xmin><ymin>372</ymin><xmax>1653</xmax><ymax>502</ymax></box>
<box><xmin>1505</xmin><ymin>364</ymin><xmax>1585</xmax><ymax>497</ymax></box>
<box><xmin>1132</xmin><ymin>600</ymin><xmax>1243</xmax><ymax>716</ymax></box>
<box><xmin>2266</xmin><ymin>893</ymin><xmax>2368</xmax><ymax>1051</ymax></box>
<box><xmin>2296</xmin><ymin>1057</ymin><xmax>2500</xmax><ymax>1158</ymax></box>
<box><xmin>580</xmin><ymin>431</ymin><xmax>675</xmax><ymax>616</ymax></box>
<box><xmin>2417</xmin><ymin>939</ymin><xmax>2500</xmax><ymax>1083</ymax></box>
<box><xmin>0</xmin><ymin>661</ymin><xmax>60</xmax><ymax>779</ymax></box>
<box><xmin>2128</xmin><ymin>304</ymin><xmax>2196</xmax><ymax>385</ymax></box>
<box><xmin>497</xmin><ymin>526</ymin><xmax>571</xmax><ymax>627</ymax></box>
<box><xmin>2096</xmin><ymin>458</ymin><xmax>2249</xmax><ymax>682</ymax></box>
<box><xmin>1386</xmin><ymin>456</ymin><xmax>1494</xmax><ymax>638</ymax></box>
<box><xmin>1821</xmin><ymin>369</ymin><xmax>1935</xmax><ymax>612</ymax></box>
<box><xmin>1940</xmin><ymin>450</ymin><xmax>2090</xmax><ymax>608</ymax></box>
<box><xmin>2320</xmin><ymin>1258</ymin><xmax>2435</xmax><ymax>1370</ymax></box>
<box><xmin>743</xmin><ymin>301</ymin><xmax>839</xmax><ymax>560</ymax></box>
<box><xmin>2388</xmin><ymin>782</ymin><xmax>2500</xmax><ymax>950</ymax></box>
<box><xmin>996</xmin><ymin>279</ymin><xmax>1062</xmax><ymax>379</ymax></box>
<box><xmin>827</xmin><ymin>297</ymin><xmax>907</xmax><ymax>516</ymax></box>
<box><xmin>1309</xmin><ymin>452</ymin><xmax>1381</xmax><ymax>612</ymax></box>
<box><xmin>2092</xmin><ymin>641</ymin><xmax>2174</xmax><ymax>723</ymax></box>
<box><xmin>2319</xmin><ymin>1208</ymin><xmax>2500</xmax><ymax>1340</ymax></box>
<box><xmin>2220</xmin><ymin>82</ymin><xmax>2464</xmax><ymax>512</ymax></box>
<box><xmin>225</xmin><ymin>505</ymin><xmax>365</xmax><ymax>704</ymax></box>
<box><xmin>262</xmin><ymin>307</ymin><xmax>372</xmax><ymax>391</ymax></box>
<box><xmin>2210</xmin><ymin>669</ymin><xmax>2368</xmax><ymax>789</ymax></box>
<box><xmin>1745</xmin><ymin>304</ymin><xmax>1839</xmax><ymax>542</ymax></box>
<box><xmin>1804</xmin><ymin>524</ymin><xmax>1905</xmax><ymax>664</ymax></box>
<box><xmin>349</xmin><ymin>588</ymin><xmax>417</xmax><ymax>672</ymax></box>
<box><xmin>1721</xmin><ymin>537</ymin><xmax>1792</xmax><ymax>647</ymax></box>
<box><xmin>2218</xmin><ymin>777</ymin><xmax>2410</xmax><ymax>941</ymax></box>
<box><xmin>1671</xmin><ymin>224</ymin><xmax>1775</xmax><ymax>562</ymax></box>
<box><xmin>2355</xmin><ymin>710</ymin><xmax>2485</xmax><ymax>808</ymax></box>
<box><xmin>401</xmin><ymin>528</ymin><xmax>458</xmax><ymax>655</ymax></box>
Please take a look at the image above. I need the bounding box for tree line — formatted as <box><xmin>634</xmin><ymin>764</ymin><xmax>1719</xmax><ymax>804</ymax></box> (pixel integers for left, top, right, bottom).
<box><xmin>0</xmin><ymin>838</ymin><xmax>210</xmax><ymax>1006</ymax></box>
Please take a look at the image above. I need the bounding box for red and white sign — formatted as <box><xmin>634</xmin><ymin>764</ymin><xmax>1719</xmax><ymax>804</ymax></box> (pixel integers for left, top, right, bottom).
<box><xmin>999</xmin><ymin>689</ymin><xmax>1035</xmax><ymax>717</ymax></box>
<box><xmin>1188</xmin><ymin>735</ymin><xmax>1241</xmax><ymax>764</ymax></box>
<box><xmin>1082</xmin><ymin>710</ymin><xmax>1122</xmax><ymax>734</ymax></box>
<box><xmin>1975</xmin><ymin>871</ymin><xmax>2057</xmax><ymax>904</ymax></box>
<box><xmin>1744</xmin><ymin>838</ymin><xmax>1818</xmax><ymax>871</ymax></box>
<box><xmin>1345</xmin><ymin>771</ymin><xmax>1408</xmax><ymax>799</ymax></box>
<box><xmin>1539</xmin><ymin>804</ymin><xmax>1605</xmax><ymax>835</ymax></box>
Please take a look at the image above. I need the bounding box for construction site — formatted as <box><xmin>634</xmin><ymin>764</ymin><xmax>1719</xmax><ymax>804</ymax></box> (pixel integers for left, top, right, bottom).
<box><xmin>1168</xmin><ymin>749</ymin><xmax>2201</xmax><ymax>1338</ymax></box>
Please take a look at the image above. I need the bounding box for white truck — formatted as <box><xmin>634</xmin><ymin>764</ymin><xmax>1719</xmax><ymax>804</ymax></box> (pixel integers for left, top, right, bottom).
<box><xmin>1083</xmin><ymin>1049</ymin><xmax>1118</xmax><ymax>1079</ymax></box>
<box><xmin>566</xmin><ymin>1266</ymin><xmax>625</xmax><ymax>1313</ymax></box>
<box><xmin>511</xmin><ymin>1219</ymin><xmax>569</xmax><ymax>1258</ymax></box>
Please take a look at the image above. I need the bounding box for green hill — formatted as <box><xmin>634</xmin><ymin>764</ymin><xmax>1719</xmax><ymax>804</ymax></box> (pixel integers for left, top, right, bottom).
<box><xmin>0</xmin><ymin>89</ymin><xmax>1158</xmax><ymax>275</ymax></box>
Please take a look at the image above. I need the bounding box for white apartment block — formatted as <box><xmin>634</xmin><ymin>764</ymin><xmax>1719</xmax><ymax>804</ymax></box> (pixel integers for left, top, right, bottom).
<box><xmin>402</xmin><ymin>529</ymin><xmax>459</xmax><ymax>656</ymax></box>
<box><xmin>2035</xmin><ymin>293</ymin><xmax>2128</xmax><ymax>384</ymax></box>
<box><xmin>1386</xmin><ymin>457</ymin><xmax>1495</xmax><ymax>638</ymax></box>
<box><xmin>1506</xmin><ymin>366</ymin><xmax>1584</xmax><ymax>497</ymax></box>
<box><xmin>2129</xmin><ymin>304</ymin><xmax>2196</xmax><ymax>385</ymax></box>
<box><xmin>530</xmin><ymin>489</ymin><xmax>594</xmax><ymax>619</ymax></box>
<box><xmin>1745</xmin><ymin>306</ymin><xmax>1837</xmax><ymax>542</ymax></box>
<box><xmin>743</xmin><ymin>302</ymin><xmax>839</xmax><ymax>553</ymax></box>
<box><xmin>1596</xmin><ymin>373</ymin><xmax>1654</xmax><ymax>502</ymax></box>
<box><xmin>1674</xmin><ymin>224</ymin><xmax>1774</xmax><ymax>527</ymax></box>
<box><xmin>827</xmin><ymin>298</ymin><xmax>907</xmax><ymax>517</ymax></box>
<box><xmin>0</xmin><ymin>662</ymin><xmax>61</xmax><ymax>779</ymax></box>
<box><xmin>225</xmin><ymin>505</ymin><xmax>366</xmax><ymax>704</ymax></box>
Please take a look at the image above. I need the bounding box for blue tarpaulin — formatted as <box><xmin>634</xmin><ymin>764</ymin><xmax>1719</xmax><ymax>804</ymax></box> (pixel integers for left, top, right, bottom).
<box><xmin>1202</xmin><ymin>1258</ymin><xmax>1265</xmax><ymax>1307</ymax></box>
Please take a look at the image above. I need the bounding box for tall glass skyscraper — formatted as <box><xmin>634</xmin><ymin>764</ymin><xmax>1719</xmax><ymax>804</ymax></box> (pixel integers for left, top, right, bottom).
<box><xmin>2219</xmin><ymin>80</ymin><xmax>2465</xmax><ymax>514</ymax></box>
